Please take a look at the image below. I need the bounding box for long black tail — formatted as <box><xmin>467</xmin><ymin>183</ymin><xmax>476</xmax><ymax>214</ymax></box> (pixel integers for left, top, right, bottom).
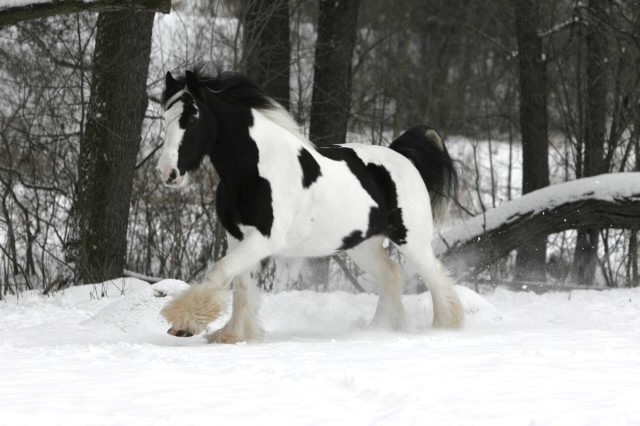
<box><xmin>389</xmin><ymin>125</ymin><xmax>458</xmax><ymax>223</ymax></box>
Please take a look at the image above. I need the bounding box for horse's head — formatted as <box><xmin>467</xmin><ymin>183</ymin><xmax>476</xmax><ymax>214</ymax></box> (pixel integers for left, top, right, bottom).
<box><xmin>157</xmin><ymin>70</ymin><xmax>215</xmax><ymax>187</ymax></box>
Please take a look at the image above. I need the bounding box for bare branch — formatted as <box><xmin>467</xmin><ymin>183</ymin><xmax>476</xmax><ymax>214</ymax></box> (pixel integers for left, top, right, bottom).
<box><xmin>0</xmin><ymin>0</ymin><xmax>170</xmax><ymax>28</ymax></box>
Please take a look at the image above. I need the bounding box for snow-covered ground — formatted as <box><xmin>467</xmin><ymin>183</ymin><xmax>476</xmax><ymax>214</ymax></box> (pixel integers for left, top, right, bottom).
<box><xmin>1</xmin><ymin>279</ymin><xmax>639</xmax><ymax>425</ymax></box>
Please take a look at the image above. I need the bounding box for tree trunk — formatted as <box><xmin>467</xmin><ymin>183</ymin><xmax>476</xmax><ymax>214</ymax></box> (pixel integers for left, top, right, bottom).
<box><xmin>513</xmin><ymin>0</ymin><xmax>549</xmax><ymax>281</ymax></box>
<box><xmin>309</xmin><ymin>0</ymin><xmax>360</xmax><ymax>146</ymax></box>
<box><xmin>308</xmin><ymin>0</ymin><xmax>360</xmax><ymax>288</ymax></box>
<box><xmin>73</xmin><ymin>10</ymin><xmax>154</xmax><ymax>284</ymax></box>
<box><xmin>571</xmin><ymin>1</ymin><xmax>609</xmax><ymax>285</ymax></box>
<box><xmin>241</xmin><ymin>0</ymin><xmax>290</xmax><ymax>110</ymax></box>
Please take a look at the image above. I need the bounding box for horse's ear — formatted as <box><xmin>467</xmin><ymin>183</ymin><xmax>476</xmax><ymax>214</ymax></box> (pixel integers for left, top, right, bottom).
<box><xmin>165</xmin><ymin>71</ymin><xmax>177</xmax><ymax>90</ymax></box>
<box><xmin>185</xmin><ymin>70</ymin><xmax>199</xmax><ymax>94</ymax></box>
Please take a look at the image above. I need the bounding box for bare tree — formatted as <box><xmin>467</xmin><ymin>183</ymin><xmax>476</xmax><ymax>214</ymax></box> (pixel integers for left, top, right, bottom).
<box><xmin>571</xmin><ymin>1</ymin><xmax>609</xmax><ymax>285</ymax></box>
<box><xmin>513</xmin><ymin>0</ymin><xmax>549</xmax><ymax>281</ymax></box>
<box><xmin>0</xmin><ymin>14</ymin><xmax>99</xmax><ymax>293</ymax></box>
<box><xmin>309</xmin><ymin>0</ymin><xmax>360</xmax><ymax>145</ymax></box>
<box><xmin>241</xmin><ymin>0</ymin><xmax>290</xmax><ymax>110</ymax></box>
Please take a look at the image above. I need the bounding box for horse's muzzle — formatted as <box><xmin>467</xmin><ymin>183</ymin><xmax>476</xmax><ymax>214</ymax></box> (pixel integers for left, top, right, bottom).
<box><xmin>158</xmin><ymin>167</ymin><xmax>187</xmax><ymax>187</ymax></box>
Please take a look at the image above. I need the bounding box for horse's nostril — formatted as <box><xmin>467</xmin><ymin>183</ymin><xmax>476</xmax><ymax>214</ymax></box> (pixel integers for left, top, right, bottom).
<box><xmin>169</xmin><ymin>169</ymin><xmax>178</xmax><ymax>181</ymax></box>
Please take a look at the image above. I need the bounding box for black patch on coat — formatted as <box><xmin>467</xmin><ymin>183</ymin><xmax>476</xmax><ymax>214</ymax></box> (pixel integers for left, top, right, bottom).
<box><xmin>317</xmin><ymin>145</ymin><xmax>407</xmax><ymax>249</ymax></box>
<box><xmin>341</xmin><ymin>230</ymin><xmax>365</xmax><ymax>249</ymax></box>
<box><xmin>298</xmin><ymin>148</ymin><xmax>322</xmax><ymax>188</ymax></box>
<box><xmin>366</xmin><ymin>163</ymin><xmax>407</xmax><ymax>245</ymax></box>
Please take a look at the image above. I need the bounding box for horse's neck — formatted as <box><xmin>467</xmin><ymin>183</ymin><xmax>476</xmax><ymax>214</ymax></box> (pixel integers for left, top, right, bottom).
<box><xmin>209</xmin><ymin>106</ymin><xmax>308</xmax><ymax>186</ymax></box>
<box><xmin>250</xmin><ymin>108</ymin><xmax>312</xmax><ymax>152</ymax></box>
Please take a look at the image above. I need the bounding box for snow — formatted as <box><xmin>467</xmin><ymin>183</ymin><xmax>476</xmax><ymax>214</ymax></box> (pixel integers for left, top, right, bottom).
<box><xmin>0</xmin><ymin>0</ymin><xmax>52</xmax><ymax>11</ymax></box>
<box><xmin>2</xmin><ymin>278</ymin><xmax>640</xmax><ymax>425</ymax></box>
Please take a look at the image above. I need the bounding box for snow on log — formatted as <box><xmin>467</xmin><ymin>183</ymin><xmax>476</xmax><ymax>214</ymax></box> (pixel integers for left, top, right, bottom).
<box><xmin>436</xmin><ymin>173</ymin><xmax>640</xmax><ymax>278</ymax></box>
<box><xmin>0</xmin><ymin>0</ymin><xmax>170</xmax><ymax>27</ymax></box>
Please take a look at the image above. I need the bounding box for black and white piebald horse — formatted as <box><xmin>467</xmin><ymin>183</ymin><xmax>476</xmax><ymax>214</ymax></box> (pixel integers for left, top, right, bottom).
<box><xmin>157</xmin><ymin>69</ymin><xmax>464</xmax><ymax>343</ymax></box>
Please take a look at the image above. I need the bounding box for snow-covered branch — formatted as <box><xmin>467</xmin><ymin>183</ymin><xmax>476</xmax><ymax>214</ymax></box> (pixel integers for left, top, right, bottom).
<box><xmin>0</xmin><ymin>0</ymin><xmax>170</xmax><ymax>27</ymax></box>
<box><xmin>437</xmin><ymin>173</ymin><xmax>640</xmax><ymax>278</ymax></box>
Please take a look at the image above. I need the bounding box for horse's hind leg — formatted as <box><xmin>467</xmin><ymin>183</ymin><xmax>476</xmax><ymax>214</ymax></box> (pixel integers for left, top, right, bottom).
<box><xmin>399</xmin><ymin>242</ymin><xmax>464</xmax><ymax>328</ymax></box>
<box><xmin>205</xmin><ymin>270</ymin><xmax>263</xmax><ymax>344</ymax></box>
<box><xmin>347</xmin><ymin>236</ymin><xmax>406</xmax><ymax>330</ymax></box>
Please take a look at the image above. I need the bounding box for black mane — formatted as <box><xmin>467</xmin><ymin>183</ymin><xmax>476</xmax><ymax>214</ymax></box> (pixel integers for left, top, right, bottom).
<box><xmin>162</xmin><ymin>68</ymin><xmax>275</xmax><ymax>112</ymax></box>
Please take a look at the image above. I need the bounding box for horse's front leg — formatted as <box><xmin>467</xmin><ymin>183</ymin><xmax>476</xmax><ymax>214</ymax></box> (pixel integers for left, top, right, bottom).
<box><xmin>161</xmin><ymin>232</ymin><xmax>273</xmax><ymax>338</ymax></box>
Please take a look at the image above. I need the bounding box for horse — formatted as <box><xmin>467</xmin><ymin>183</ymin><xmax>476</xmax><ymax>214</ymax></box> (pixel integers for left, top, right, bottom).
<box><xmin>156</xmin><ymin>69</ymin><xmax>464</xmax><ymax>343</ymax></box>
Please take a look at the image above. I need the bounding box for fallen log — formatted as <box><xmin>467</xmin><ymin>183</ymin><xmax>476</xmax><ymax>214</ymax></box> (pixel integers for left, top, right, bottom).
<box><xmin>436</xmin><ymin>173</ymin><xmax>640</xmax><ymax>278</ymax></box>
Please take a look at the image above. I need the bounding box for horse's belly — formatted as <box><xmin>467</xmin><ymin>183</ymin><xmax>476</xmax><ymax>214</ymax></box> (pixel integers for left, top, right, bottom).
<box><xmin>277</xmin><ymin>227</ymin><xmax>362</xmax><ymax>257</ymax></box>
<box><xmin>278</xmin><ymin>211</ymin><xmax>366</xmax><ymax>257</ymax></box>
<box><xmin>276</xmin><ymin>243</ymin><xmax>337</xmax><ymax>258</ymax></box>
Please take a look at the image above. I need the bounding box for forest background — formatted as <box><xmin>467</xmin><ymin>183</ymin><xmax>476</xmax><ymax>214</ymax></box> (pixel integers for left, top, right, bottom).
<box><xmin>0</xmin><ymin>0</ymin><xmax>639</xmax><ymax>298</ymax></box>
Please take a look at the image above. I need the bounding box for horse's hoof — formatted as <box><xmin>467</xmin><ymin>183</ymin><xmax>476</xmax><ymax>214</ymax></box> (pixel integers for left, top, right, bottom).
<box><xmin>167</xmin><ymin>327</ymin><xmax>193</xmax><ymax>337</ymax></box>
<box><xmin>205</xmin><ymin>329</ymin><xmax>243</xmax><ymax>344</ymax></box>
